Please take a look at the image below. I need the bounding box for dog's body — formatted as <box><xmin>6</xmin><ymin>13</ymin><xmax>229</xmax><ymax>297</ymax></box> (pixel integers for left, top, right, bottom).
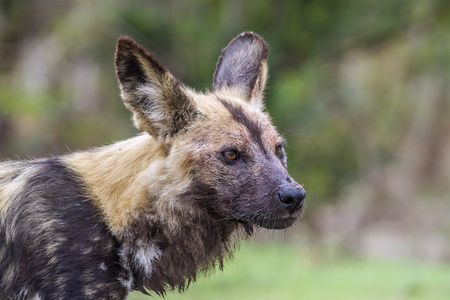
<box><xmin>0</xmin><ymin>32</ymin><xmax>306</xmax><ymax>299</ymax></box>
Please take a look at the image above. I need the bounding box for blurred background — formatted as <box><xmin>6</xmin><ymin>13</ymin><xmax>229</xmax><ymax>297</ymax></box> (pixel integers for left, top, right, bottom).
<box><xmin>1</xmin><ymin>0</ymin><xmax>449</xmax><ymax>299</ymax></box>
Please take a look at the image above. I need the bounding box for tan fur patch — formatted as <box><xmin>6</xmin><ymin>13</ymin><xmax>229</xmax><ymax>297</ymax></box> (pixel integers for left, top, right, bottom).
<box><xmin>64</xmin><ymin>133</ymin><xmax>194</xmax><ymax>236</ymax></box>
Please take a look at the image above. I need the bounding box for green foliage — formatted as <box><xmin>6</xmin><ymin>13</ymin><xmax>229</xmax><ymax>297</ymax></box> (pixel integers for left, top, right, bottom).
<box><xmin>129</xmin><ymin>243</ymin><xmax>450</xmax><ymax>300</ymax></box>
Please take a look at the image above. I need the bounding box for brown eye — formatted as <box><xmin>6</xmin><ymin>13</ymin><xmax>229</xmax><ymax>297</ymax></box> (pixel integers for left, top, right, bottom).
<box><xmin>222</xmin><ymin>150</ymin><xmax>239</xmax><ymax>162</ymax></box>
<box><xmin>275</xmin><ymin>144</ymin><xmax>283</xmax><ymax>157</ymax></box>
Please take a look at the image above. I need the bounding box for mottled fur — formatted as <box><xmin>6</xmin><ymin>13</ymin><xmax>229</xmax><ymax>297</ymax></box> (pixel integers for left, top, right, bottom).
<box><xmin>0</xmin><ymin>32</ymin><xmax>305</xmax><ymax>299</ymax></box>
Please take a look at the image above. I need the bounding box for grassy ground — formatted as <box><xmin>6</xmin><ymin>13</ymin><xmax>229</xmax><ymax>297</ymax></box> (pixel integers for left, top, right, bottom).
<box><xmin>129</xmin><ymin>242</ymin><xmax>450</xmax><ymax>300</ymax></box>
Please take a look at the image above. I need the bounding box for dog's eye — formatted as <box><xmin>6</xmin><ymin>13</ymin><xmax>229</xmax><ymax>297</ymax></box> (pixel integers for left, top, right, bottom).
<box><xmin>275</xmin><ymin>144</ymin><xmax>283</xmax><ymax>157</ymax></box>
<box><xmin>222</xmin><ymin>150</ymin><xmax>239</xmax><ymax>162</ymax></box>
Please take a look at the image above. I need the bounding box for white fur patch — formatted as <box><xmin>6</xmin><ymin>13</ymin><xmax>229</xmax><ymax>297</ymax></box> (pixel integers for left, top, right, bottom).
<box><xmin>135</xmin><ymin>84</ymin><xmax>159</xmax><ymax>99</ymax></box>
<box><xmin>31</xmin><ymin>293</ymin><xmax>43</xmax><ymax>300</ymax></box>
<box><xmin>16</xmin><ymin>288</ymin><xmax>42</xmax><ymax>300</ymax></box>
<box><xmin>135</xmin><ymin>84</ymin><xmax>169</xmax><ymax>123</ymax></box>
<box><xmin>134</xmin><ymin>241</ymin><xmax>162</xmax><ymax>277</ymax></box>
<box><xmin>117</xmin><ymin>276</ymin><xmax>132</xmax><ymax>289</ymax></box>
<box><xmin>99</xmin><ymin>262</ymin><xmax>107</xmax><ymax>271</ymax></box>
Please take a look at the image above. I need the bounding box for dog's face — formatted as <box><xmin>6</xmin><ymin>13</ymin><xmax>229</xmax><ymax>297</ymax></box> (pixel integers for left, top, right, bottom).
<box><xmin>172</xmin><ymin>95</ymin><xmax>304</xmax><ymax>232</ymax></box>
<box><xmin>115</xmin><ymin>32</ymin><xmax>306</xmax><ymax>233</ymax></box>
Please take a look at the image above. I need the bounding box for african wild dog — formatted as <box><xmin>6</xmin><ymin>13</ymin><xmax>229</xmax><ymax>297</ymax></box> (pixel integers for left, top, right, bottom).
<box><xmin>0</xmin><ymin>32</ymin><xmax>306</xmax><ymax>299</ymax></box>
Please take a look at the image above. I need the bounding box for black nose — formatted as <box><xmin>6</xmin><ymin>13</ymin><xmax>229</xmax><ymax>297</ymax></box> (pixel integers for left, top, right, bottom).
<box><xmin>278</xmin><ymin>183</ymin><xmax>306</xmax><ymax>213</ymax></box>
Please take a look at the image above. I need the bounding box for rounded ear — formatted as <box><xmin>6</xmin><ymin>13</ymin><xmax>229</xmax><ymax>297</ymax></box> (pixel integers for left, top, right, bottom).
<box><xmin>115</xmin><ymin>36</ymin><xmax>199</xmax><ymax>141</ymax></box>
<box><xmin>213</xmin><ymin>32</ymin><xmax>269</xmax><ymax>109</ymax></box>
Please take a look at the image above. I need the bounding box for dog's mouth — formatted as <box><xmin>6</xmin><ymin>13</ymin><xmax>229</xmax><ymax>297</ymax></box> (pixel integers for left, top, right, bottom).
<box><xmin>238</xmin><ymin>209</ymin><xmax>302</xmax><ymax>235</ymax></box>
<box><xmin>232</xmin><ymin>188</ymin><xmax>305</xmax><ymax>235</ymax></box>
<box><xmin>258</xmin><ymin>216</ymin><xmax>299</xmax><ymax>230</ymax></box>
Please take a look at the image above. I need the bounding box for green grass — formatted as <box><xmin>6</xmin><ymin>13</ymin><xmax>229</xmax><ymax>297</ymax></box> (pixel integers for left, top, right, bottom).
<box><xmin>129</xmin><ymin>242</ymin><xmax>450</xmax><ymax>300</ymax></box>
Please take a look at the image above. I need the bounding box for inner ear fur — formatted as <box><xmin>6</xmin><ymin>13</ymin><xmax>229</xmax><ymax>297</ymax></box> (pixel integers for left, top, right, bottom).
<box><xmin>213</xmin><ymin>32</ymin><xmax>269</xmax><ymax>108</ymax></box>
<box><xmin>115</xmin><ymin>36</ymin><xmax>199</xmax><ymax>141</ymax></box>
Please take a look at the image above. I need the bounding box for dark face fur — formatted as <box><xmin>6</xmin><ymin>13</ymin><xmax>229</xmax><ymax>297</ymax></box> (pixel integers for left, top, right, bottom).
<box><xmin>178</xmin><ymin>97</ymin><xmax>305</xmax><ymax>234</ymax></box>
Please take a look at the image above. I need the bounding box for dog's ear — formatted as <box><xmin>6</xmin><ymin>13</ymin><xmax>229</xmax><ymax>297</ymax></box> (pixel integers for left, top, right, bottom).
<box><xmin>115</xmin><ymin>36</ymin><xmax>199</xmax><ymax>141</ymax></box>
<box><xmin>213</xmin><ymin>32</ymin><xmax>269</xmax><ymax>109</ymax></box>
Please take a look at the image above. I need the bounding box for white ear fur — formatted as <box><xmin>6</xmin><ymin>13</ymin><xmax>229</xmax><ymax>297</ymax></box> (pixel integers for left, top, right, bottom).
<box><xmin>213</xmin><ymin>32</ymin><xmax>269</xmax><ymax>109</ymax></box>
<box><xmin>115</xmin><ymin>36</ymin><xmax>199</xmax><ymax>141</ymax></box>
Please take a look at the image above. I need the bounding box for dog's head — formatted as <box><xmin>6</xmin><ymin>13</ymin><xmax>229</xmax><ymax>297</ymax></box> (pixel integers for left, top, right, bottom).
<box><xmin>115</xmin><ymin>32</ymin><xmax>305</xmax><ymax>233</ymax></box>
